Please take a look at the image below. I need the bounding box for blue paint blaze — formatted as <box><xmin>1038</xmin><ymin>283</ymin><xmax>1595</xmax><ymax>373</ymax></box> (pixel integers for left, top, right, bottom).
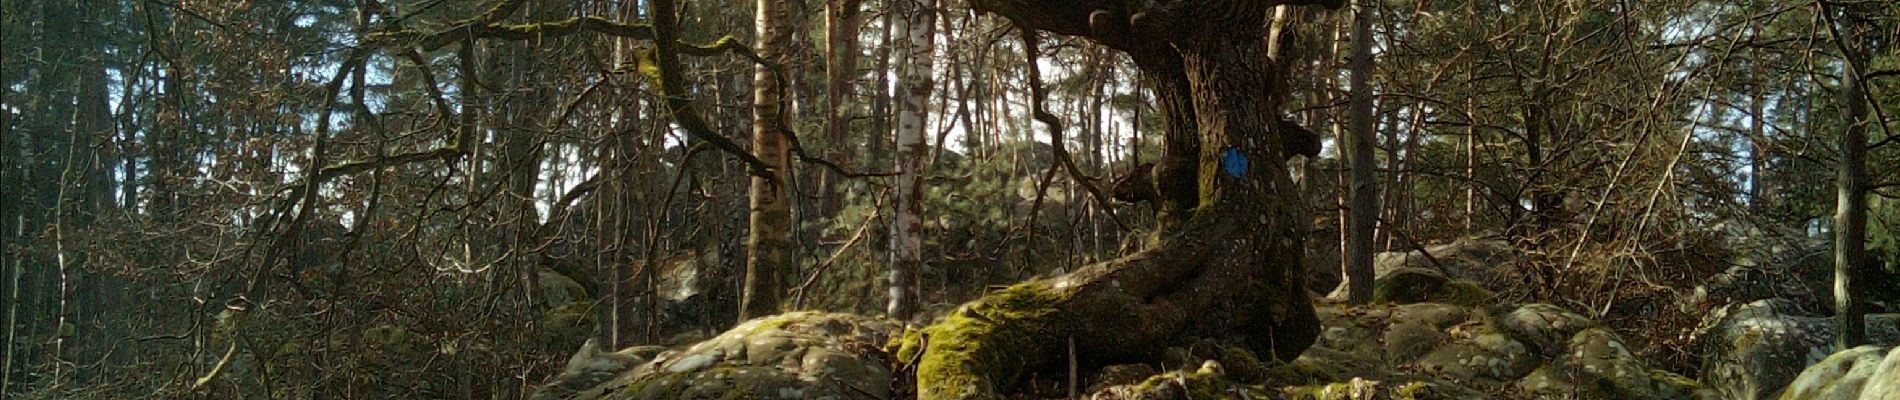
<box><xmin>1221</xmin><ymin>147</ymin><xmax>1249</xmax><ymax>178</ymax></box>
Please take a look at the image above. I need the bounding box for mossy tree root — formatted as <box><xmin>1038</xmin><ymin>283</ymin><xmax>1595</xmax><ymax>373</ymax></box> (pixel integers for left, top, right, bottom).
<box><xmin>898</xmin><ymin>213</ymin><xmax>1316</xmax><ymax>399</ymax></box>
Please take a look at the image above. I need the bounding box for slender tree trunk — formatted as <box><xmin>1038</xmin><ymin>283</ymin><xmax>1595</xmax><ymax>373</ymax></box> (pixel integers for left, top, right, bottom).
<box><xmin>868</xmin><ymin>10</ymin><xmax>896</xmax><ymax>168</ymax></box>
<box><xmin>1520</xmin><ymin>96</ymin><xmax>1558</xmax><ymax>233</ymax></box>
<box><xmin>1375</xmin><ymin>103</ymin><xmax>1399</xmax><ymax>251</ymax></box>
<box><xmin>743</xmin><ymin>0</ymin><xmax>795</xmax><ymax>320</ymax></box>
<box><xmin>887</xmin><ymin>0</ymin><xmax>937</xmax><ymax>319</ymax></box>
<box><xmin>822</xmin><ymin>0</ymin><xmax>864</xmax><ymax>216</ymax></box>
<box><xmin>78</xmin><ymin>0</ymin><xmax>115</xmax><ymax>218</ymax></box>
<box><xmin>1832</xmin><ymin>24</ymin><xmax>1869</xmax><ymax>351</ymax></box>
<box><xmin>1390</xmin><ymin>86</ymin><xmax>1431</xmax><ymax>250</ymax></box>
<box><xmin>1749</xmin><ymin>76</ymin><xmax>1766</xmax><ymax>209</ymax></box>
<box><xmin>1339</xmin><ymin>0</ymin><xmax>1377</xmax><ymax>305</ymax></box>
<box><xmin>1</xmin><ymin>95</ymin><xmax>15</xmax><ymax>397</ymax></box>
<box><xmin>1464</xmin><ymin>69</ymin><xmax>1477</xmax><ymax>233</ymax></box>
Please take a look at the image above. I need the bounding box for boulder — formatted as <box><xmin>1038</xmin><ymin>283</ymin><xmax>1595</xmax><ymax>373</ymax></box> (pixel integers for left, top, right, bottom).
<box><xmin>537</xmin><ymin>270</ymin><xmax>589</xmax><ymax>309</ymax></box>
<box><xmin>1308</xmin><ymin>302</ymin><xmax>1700</xmax><ymax>398</ymax></box>
<box><xmin>1374</xmin><ymin>236</ymin><xmax>1514</xmax><ymax>284</ymax></box>
<box><xmin>1369</xmin><ymin>268</ymin><xmax>1494</xmax><ymax>306</ymax></box>
<box><xmin>1862</xmin><ymin>346</ymin><xmax>1900</xmax><ymax>399</ymax></box>
<box><xmin>1517</xmin><ymin>328</ymin><xmax>1707</xmax><ymax>400</ymax></box>
<box><xmin>1692</xmin><ymin>298</ymin><xmax>1900</xmax><ymax>400</ymax></box>
<box><xmin>1778</xmin><ymin>345</ymin><xmax>1888</xmax><ymax>400</ymax></box>
<box><xmin>532</xmin><ymin>339</ymin><xmax>662</xmax><ymax>400</ymax></box>
<box><xmin>1412</xmin><ymin>322</ymin><xmax>1535</xmax><ymax>386</ymax></box>
<box><xmin>1309</xmin><ymin>235</ymin><xmax>1516</xmax><ymax>296</ymax></box>
<box><xmin>1089</xmin><ymin>361</ymin><xmax>1277</xmax><ymax>400</ymax></box>
<box><xmin>537</xmin><ymin>312</ymin><xmax>900</xmax><ymax>400</ymax></box>
<box><xmin>1496</xmin><ymin>303</ymin><xmax>1597</xmax><ymax>355</ymax></box>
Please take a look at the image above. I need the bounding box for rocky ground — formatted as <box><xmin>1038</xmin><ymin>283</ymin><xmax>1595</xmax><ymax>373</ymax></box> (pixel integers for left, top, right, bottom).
<box><xmin>531</xmin><ymin>273</ymin><xmax>1697</xmax><ymax>399</ymax></box>
<box><xmin>526</xmin><ymin>236</ymin><xmax>1900</xmax><ymax>399</ymax></box>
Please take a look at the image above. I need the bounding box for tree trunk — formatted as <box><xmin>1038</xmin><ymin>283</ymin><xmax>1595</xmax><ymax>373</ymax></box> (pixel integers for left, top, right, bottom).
<box><xmin>742</xmin><ymin>0</ymin><xmax>795</xmax><ymax>320</ymax></box>
<box><xmin>1464</xmin><ymin>69</ymin><xmax>1478</xmax><ymax>233</ymax></box>
<box><xmin>78</xmin><ymin>0</ymin><xmax>116</xmax><ymax>218</ymax></box>
<box><xmin>897</xmin><ymin>1</ymin><xmax>1339</xmax><ymax>397</ymax></box>
<box><xmin>887</xmin><ymin>0</ymin><xmax>937</xmax><ymax>319</ymax></box>
<box><xmin>1339</xmin><ymin>0</ymin><xmax>1378</xmax><ymax>305</ymax></box>
<box><xmin>1748</xmin><ymin>75</ymin><xmax>1767</xmax><ymax>210</ymax></box>
<box><xmin>1</xmin><ymin>81</ymin><xmax>15</xmax><ymax>397</ymax></box>
<box><xmin>868</xmin><ymin>11</ymin><xmax>896</xmax><ymax>168</ymax></box>
<box><xmin>821</xmin><ymin>0</ymin><xmax>863</xmax><ymax>217</ymax></box>
<box><xmin>1832</xmin><ymin>19</ymin><xmax>1869</xmax><ymax>351</ymax></box>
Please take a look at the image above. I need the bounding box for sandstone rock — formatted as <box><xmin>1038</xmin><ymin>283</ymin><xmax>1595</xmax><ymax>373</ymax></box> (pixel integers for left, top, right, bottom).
<box><xmin>1518</xmin><ymin>328</ymin><xmax>1706</xmax><ymax>400</ymax></box>
<box><xmin>1860</xmin><ymin>346</ymin><xmax>1900</xmax><ymax>399</ymax></box>
<box><xmin>537</xmin><ymin>312</ymin><xmax>898</xmax><ymax>400</ymax></box>
<box><xmin>1692</xmin><ymin>298</ymin><xmax>1900</xmax><ymax>400</ymax></box>
<box><xmin>1779</xmin><ymin>345</ymin><xmax>1887</xmax><ymax>400</ymax></box>
<box><xmin>1413</xmin><ymin>322</ymin><xmax>1534</xmax><ymax>386</ymax></box>
<box><xmin>1303</xmin><ymin>302</ymin><xmax>1699</xmax><ymax>399</ymax></box>
<box><xmin>1373</xmin><ymin>236</ymin><xmax>1513</xmax><ymax>284</ymax></box>
<box><xmin>1089</xmin><ymin>361</ymin><xmax>1276</xmax><ymax>400</ymax></box>
<box><xmin>1496</xmin><ymin>303</ymin><xmax>1597</xmax><ymax>355</ymax></box>
<box><xmin>1370</xmin><ymin>268</ymin><xmax>1494</xmax><ymax>307</ymax></box>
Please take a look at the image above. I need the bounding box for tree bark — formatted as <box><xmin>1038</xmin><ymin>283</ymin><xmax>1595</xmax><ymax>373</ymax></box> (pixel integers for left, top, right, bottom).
<box><xmin>897</xmin><ymin>1</ymin><xmax>1339</xmax><ymax>397</ymax></box>
<box><xmin>1831</xmin><ymin>10</ymin><xmax>1869</xmax><ymax>351</ymax></box>
<box><xmin>821</xmin><ymin>0</ymin><xmax>864</xmax><ymax>217</ymax></box>
<box><xmin>742</xmin><ymin>0</ymin><xmax>795</xmax><ymax>321</ymax></box>
<box><xmin>1748</xmin><ymin>71</ymin><xmax>1766</xmax><ymax>210</ymax></box>
<box><xmin>1339</xmin><ymin>0</ymin><xmax>1378</xmax><ymax>305</ymax></box>
<box><xmin>887</xmin><ymin>0</ymin><xmax>937</xmax><ymax>319</ymax></box>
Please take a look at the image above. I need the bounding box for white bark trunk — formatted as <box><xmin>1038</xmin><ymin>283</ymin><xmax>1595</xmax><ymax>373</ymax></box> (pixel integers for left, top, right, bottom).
<box><xmin>743</xmin><ymin>0</ymin><xmax>794</xmax><ymax>320</ymax></box>
<box><xmin>888</xmin><ymin>0</ymin><xmax>936</xmax><ymax>319</ymax></box>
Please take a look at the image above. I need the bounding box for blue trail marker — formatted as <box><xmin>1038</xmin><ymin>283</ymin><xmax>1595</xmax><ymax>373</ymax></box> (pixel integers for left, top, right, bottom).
<box><xmin>1221</xmin><ymin>147</ymin><xmax>1249</xmax><ymax>178</ymax></box>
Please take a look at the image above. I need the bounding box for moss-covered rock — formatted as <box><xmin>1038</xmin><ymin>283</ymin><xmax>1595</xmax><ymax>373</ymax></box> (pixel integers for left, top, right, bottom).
<box><xmin>537</xmin><ymin>269</ymin><xmax>590</xmax><ymax>309</ymax></box>
<box><xmin>1371</xmin><ymin>268</ymin><xmax>1494</xmax><ymax>307</ymax></box>
<box><xmin>1372</xmin><ymin>237</ymin><xmax>1515</xmax><ymax>284</ymax></box>
<box><xmin>1413</xmin><ymin>322</ymin><xmax>1534</xmax><ymax>386</ymax></box>
<box><xmin>892</xmin><ymin>280</ymin><xmax>1065</xmax><ymax>399</ymax></box>
<box><xmin>541</xmin><ymin>312</ymin><xmax>898</xmax><ymax>400</ymax></box>
<box><xmin>1281</xmin><ymin>377</ymin><xmax>1493</xmax><ymax>400</ymax></box>
<box><xmin>1496</xmin><ymin>303</ymin><xmax>1596</xmax><ymax>356</ymax></box>
<box><xmin>1295</xmin><ymin>302</ymin><xmax>1705</xmax><ymax>399</ymax></box>
<box><xmin>1692</xmin><ymin>299</ymin><xmax>1900</xmax><ymax>400</ymax></box>
<box><xmin>1089</xmin><ymin>364</ymin><xmax>1162</xmax><ymax>393</ymax></box>
<box><xmin>1518</xmin><ymin>328</ymin><xmax>1707</xmax><ymax>399</ymax></box>
<box><xmin>1778</xmin><ymin>344</ymin><xmax>1900</xmax><ymax>400</ymax></box>
<box><xmin>1090</xmin><ymin>361</ymin><xmax>1275</xmax><ymax>400</ymax></box>
<box><xmin>1314</xmin><ymin>306</ymin><xmax>1395</xmax><ymax>362</ymax></box>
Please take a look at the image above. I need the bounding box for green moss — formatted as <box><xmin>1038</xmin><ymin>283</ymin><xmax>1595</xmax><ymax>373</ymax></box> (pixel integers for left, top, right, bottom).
<box><xmin>609</xmin><ymin>368</ymin><xmax>768</xmax><ymax>400</ymax></box>
<box><xmin>748</xmin><ymin>311</ymin><xmax>809</xmax><ymax>334</ymax></box>
<box><xmin>1219</xmin><ymin>345</ymin><xmax>1266</xmax><ymax>381</ymax></box>
<box><xmin>889</xmin><ymin>325</ymin><xmax>924</xmax><ymax>361</ymax></box>
<box><xmin>909</xmin><ymin>280</ymin><xmax>1066</xmax><ymax>400</ymax></box>
<box><xmin>1373</xmin><ymin>277</ymin><xmax>1494</xmax><ymax>307</ymax></box>
<box><xmin>1394</xmin><ymin>381</ymin><xmax>1432</xmax><ymax>399</ymax></box>
<box><xmin>1283</xmin><ymin>382</ymin><xmax>1356</xmax><ymax>400</ymax></box>
<box><xmin>1123</xmin><ymin>362</ymin><xmax>1241</xmax><ymax>399</ymax></box>
<box><xmin>1264</xmin><ymin>361</ymin><xmax>1332</xmax><ymax>385</ymax></box>
<box><xmin>1649</xmin><ymin>369</ymin><xmax>1699</xmax><ymax>397</ymax></box>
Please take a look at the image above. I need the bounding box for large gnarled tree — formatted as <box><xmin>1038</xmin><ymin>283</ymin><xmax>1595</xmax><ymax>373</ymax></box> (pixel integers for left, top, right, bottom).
<box><xmin>892</xmin><ymin>0</ymin><xmax>1344</xmax><ymax>398</ymax></box>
